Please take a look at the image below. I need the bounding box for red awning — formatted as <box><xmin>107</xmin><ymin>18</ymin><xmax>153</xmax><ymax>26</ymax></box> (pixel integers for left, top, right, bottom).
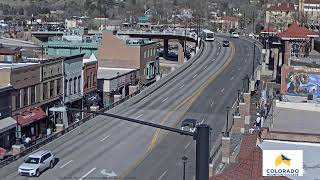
<box><xmin>16</xmin><ymin>107</ymin><xmax>47</xmax><ymax>127</ymax></box>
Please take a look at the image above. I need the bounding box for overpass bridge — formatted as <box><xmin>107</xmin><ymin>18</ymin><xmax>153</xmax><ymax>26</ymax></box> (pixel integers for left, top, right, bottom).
<box><xmin>32</xmin><ymin>29</ymin><xmax>200</xmax><ymax>61</ymax></box>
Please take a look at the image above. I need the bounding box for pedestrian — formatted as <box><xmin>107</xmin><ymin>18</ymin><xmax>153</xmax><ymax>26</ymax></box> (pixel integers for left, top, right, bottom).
<box><xmin>256</xmin><ymin>113</ymin><xmax>261</xmax><ymax>128</ymax></box>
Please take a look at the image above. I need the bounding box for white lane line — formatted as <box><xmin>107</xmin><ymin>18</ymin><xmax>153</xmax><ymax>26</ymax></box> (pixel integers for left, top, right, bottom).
<box><xmin>100</xmin><ymin>135</ymin><xmax>111</xmax><ymax>142</ymax></box>
<box><xmin>161</xmin><ymin>97</ymin><xmax>168</xmax><ymax>103</ymax></box>
<box><xmin>210</xmin><ymin>100</ymin><xmax>215</xmax><ymax>107</ymax></box>
<box><xmin>218</xmin><ymin>46</ymin><xmax>221</xmax><ymax>49</ymax></box>
<box><xmin>158</xmin><ymin>170</ymin><xmax>168</xmax><ymax>180</ymax></box>
<box><xmin>193</xmin><ymin>74</ymin><xmax>198</xmax><ymax>79</ymax></box>
<box><xmin>185</xmin><ymin>142</ymin><xmax>191</xmax><ymax>149</ymax></box>
<box><xmin>211</xmin><ymin>58</ymin><xmax>215</xmax><ymax>61</ymax></box>
<box><xmin>238</xmin><ymin>67</ymin><xmax>241</xmax><ymax>71</ymax></box>
<box><xmin>135</xmin><ymin>114</ymin><xmax>144</xmax><ymax>119</ymax></box>
<box><xmin>79</xmin><ymin>167</ymin><xmax>96</xmax><ymax>180</ymax></box>
<box><xmin>221</xmin><ymin>88</ymin><xmax>225</xmax><ymax>93</ymax></box>
<box><xmin>230</xmin><ymin>76</ymin><xmax>234</xmax><ymax>80</ymax></box>
<box><xmin>179</xmin><ymin>84</ymin><xmax>185</xmax><ymax>89</ymax></box>
<box><xmin>201</xmin><ymin>118</ymin><xmax>205</xmax><ymax>124</ymax></box>
<box><xmin>60</xmin><ymin>160</ymin><xmax>73</xmax><ymax>168</ymax></box>
<box><xmin>217</xmin><ymin>52</ymin><xmax>220</xmax><ymax>55</ymax></box>
<box><xmin>203</xmin><ymin>65</ymin><xmax>208</xmax><ymax>70</ymax></box>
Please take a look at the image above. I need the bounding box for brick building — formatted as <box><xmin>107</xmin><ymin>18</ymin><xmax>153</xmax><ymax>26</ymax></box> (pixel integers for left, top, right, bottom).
<box><xmin>98</xmin><ymin>31</ymin><xmax>159</xmax><ymax>88</ymax></box>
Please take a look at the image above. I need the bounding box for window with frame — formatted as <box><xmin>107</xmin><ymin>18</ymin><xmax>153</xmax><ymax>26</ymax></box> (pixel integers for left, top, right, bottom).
<box><xmin>50</xmin><ymin>80</ymin><xmax>55</xmax><ymax>97</ymax></box>
<box><xmin>65</xmin><ymin>79</ymin><xmax>68</xmax><ymax>96</ymax></box>
<box><xmin>69</xmin><ymin>78</ymin><xmax>72</xmax><ymax>95</ymax></box>
<box><xmin>15</xmin><ymin>91</ymin><xmax>20</xmax><ymax>109</ymax></box>
<box><xmin>43</xmin><ymin>82</ymin><xmax>48</xmax><ymax>100</ymax></box>
<box><xmin>90</xmin><ymin>72</ymin><xmax>93</xmax><ymax>87</ymax></box>
<box><xmin>78</xmin><ymin>76</ymin><xmax>81</xmax><ymax>93</ymax></box>
<box><xmin>23</xmin><ymin>87</ymin><xmax>29</xmax><ymax>106</ymax></box>
<box><xmin>74</xmin><ymin>77</ymin><xmax>77</xmax><ymax>94</ymax></box>
<box><xmin>31</xmin><ymin>86</ymin><xmax>36</xmax><ymax>104</ymax></box>
<box><xmin>57</xmin><ymin>78</ymin><xmax>62</xmax><ymax>95</ymax></box>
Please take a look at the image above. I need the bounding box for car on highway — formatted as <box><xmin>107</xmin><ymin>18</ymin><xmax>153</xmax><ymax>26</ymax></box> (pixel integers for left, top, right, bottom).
<box><xmin>180</xmin><ymin>119</ymin><xmax>200</xmax><ymax>133</ymax></box>
<box><xmin>222</xmin><ymin>40</ymin><xmax>230</xmax><ymax>47</ymax></box>
<box><xmin>230</xmin><ymin>32</ymin><xmax>239</xmax><ymax>38</ymax></box>
<box><xmin>18</xmin><ymin>150</ymin><xmax>55</xmax><ymax>177</ymax></box>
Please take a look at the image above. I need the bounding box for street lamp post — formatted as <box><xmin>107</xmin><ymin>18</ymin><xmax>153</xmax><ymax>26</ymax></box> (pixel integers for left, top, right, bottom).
<box><xmin>50</xmin><ymin>107</ymin><xmax>210</xmax><ymax>180</ymax></box>
<box><xmin>225</xmin><ymin>106</ymin><xmax>230</xmax><ymax>137</ymax></box>
<box><xmin>182</xmin><ymin>155</ymin><xmax>188</xmax><ymax>180</ymax></box>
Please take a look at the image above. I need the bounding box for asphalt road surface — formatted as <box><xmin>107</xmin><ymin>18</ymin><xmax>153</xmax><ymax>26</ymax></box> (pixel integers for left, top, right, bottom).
<box><xmin>127</xmin><ymin>37</ymin><xmax>261</xmax><ymax>180</ymax></box>
<box><xmin>0</xmin><ymin>36</ymin><xmax>260</xmax><ymax>180</ymax></box>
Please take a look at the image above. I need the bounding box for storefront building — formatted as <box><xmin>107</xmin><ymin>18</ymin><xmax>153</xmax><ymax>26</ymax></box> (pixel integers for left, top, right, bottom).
<box><xmin>0</xmin><ymin>85</ymin><xmax>16</xmax><ymax>150</ymax></box>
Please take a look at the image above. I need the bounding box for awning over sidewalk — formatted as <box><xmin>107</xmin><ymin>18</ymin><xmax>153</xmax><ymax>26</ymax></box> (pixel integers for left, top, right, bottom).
<box><xmin>0</xmin><ymin>117</ymin><xmax>16</xmax><ymax>134</ymax></box>
<box><xmin>16</xmin><ymin>107</ymin><xmax>47</xmax><ymax>127</ymax></box>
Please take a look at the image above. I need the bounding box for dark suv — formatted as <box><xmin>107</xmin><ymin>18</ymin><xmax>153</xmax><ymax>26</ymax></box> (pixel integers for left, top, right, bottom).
<box><xmin>222</xmin><ymin>40</ymin><xmax>230</xmax><ymax>47</ymax></box>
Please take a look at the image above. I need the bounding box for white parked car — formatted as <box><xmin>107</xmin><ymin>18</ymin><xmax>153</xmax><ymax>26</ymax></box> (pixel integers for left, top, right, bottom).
<box><xmin>230</xmin><ymin>32</ymin><xmax>240</xmax><ymax>38</ymax></box>
<box><xmin>18</xmin><ymin>150</ymin><xmax>55</xmax><ymax>177</ymax></box>
<box><xmin>180</xmin><ymin>119</ymin><xmax>200</xmax><ymax>133</ymax></box>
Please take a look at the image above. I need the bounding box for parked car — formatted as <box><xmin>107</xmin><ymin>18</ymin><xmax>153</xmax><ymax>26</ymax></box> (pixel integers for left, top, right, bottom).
<box><xmin>180</xmin><ymin>119</ymin><xmax>200</xmax><ymax>133</ymax></box>
<box><xmin>230</xmin><ymin>32</ymin><xmax>239</xmax><ymax>38</ymax></box>
<box><xmin>18</xmin><ymin>150</ymin><xmax>55</xmax><ymax>177</ymax></box>
<box><xmin>222</xmin><ymin>40</ymin><xmax>230</xmax><ymax>47</ymax></box>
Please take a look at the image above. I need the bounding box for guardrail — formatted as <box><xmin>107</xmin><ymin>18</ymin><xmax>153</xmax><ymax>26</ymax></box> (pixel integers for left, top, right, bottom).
<box><xmin>117</xmin><ymin>30</ymin><xmax>198</xmax><ymax>41</ymax></box>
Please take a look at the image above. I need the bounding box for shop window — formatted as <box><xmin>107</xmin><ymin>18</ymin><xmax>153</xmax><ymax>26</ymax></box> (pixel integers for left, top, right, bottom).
<box><xmin>31</xmin><ymin>86</ymin><xmax>36</xmax><ymax>104</ymax></box>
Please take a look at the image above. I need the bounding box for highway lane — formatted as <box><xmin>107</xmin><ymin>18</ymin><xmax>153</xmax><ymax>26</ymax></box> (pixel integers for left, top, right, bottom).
<box><xmin>127</xmin><ymin>37</ymin><xmax>262</xmax><ymax>180</ymax></box>
<box><xmin>0</xmin><ymin>39</ymin><xmax>230</xmax><ymax>179</ymax></box>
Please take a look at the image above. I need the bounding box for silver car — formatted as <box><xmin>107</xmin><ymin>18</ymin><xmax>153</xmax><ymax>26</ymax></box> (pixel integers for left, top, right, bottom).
<box><xmin>18</xmin><ymin>150</ymin><xmax>54</xmax><ymax>177</ymax></box>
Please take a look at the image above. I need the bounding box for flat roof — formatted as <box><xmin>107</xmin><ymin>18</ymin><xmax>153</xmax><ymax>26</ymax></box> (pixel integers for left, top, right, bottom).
<box><xmin>260</xmin><ymin>140</ymin><xmax>320</xmax><ymax>179</ymax></box>
<box><xmin>0</xmin><ymin>62</ymin><xmax>38</xmax><ymax>69</ymax></box>
<box><xmin>271</xmin><ymin>103</ymin><xmax>320</xmax><ymax>134</ymax></box>
<box><xmin>97</xmin><ymin>67</ymin><xmax>137</xmax><ymax>80</ymax></box>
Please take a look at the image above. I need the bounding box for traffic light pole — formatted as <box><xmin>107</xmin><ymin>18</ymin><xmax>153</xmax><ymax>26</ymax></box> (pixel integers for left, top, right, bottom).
<box><xmin>66</xmin><ymin>108</ymin><xmax>209</xmax><ymax>180</ymax></box>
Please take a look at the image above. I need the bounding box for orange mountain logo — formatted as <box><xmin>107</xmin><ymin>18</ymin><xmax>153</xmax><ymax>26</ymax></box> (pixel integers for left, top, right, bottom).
<box><xmin>275</xmin><ymin>154</ymin><xmax>291</xmax><ymax>167</ymax></box>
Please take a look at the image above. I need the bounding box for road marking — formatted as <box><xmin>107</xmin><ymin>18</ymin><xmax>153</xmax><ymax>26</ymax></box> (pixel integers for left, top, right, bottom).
<box><xmin>123</xmin><ymin>41</ymin><xmax>236</xmax><ymax>178</ymax></box>
<box><xmin>238</xmin><ymin>67</ymin><xmax>241</xmax><ymax>71</ymax></box>
<box><xmin>135</xmin><ymin>114</ymin><xmax>144</xmax><ymax>119</ymax></box>
<box><xmin>217</xmin><ymin>52</ymin><xmax>220</xmax><ymax>56</ymax></box>
<box><xmin>210</xmin><ymin>100</ymin><xmax>215</xmax><ymax>107</ymax></box>
<box><xmin>158</xmin><ymin>170</ymin><xmax>168</xmax><ymax>180</ymax></box>
<box><xmin>60</xmin><ymin>160</ymin><xmax>73</xmax><ymax>168</ymax></box>
<box><xmin>221</xmin><ymin>88</ymin><xmax>225</xmax><ymax>93</ymax></box>
<box><xmin>211</xmin><ymin>58</ymin><xmax>215</xmax><ymax>61</ymax></box>
<box><xmin>203</xmin><ymin>65</ymin><xmax>208</xmax><ymax>70</ymax></box>
<box><xmin>79</xmin><ymin>167</ymin><xmax>96</xmax><ymax>180</ymax></box>
<box><xmin>179</xmin><ymin>84</ymin><xmax>185</xmax><ymax>89</ymax></box>
<box><xmin>100</xmin><ymin>135</ymin><xmax>111</xmax><ymax>142</ymax></box>
<box><xmin>161</xmin><ymin>97</ymin><xmax>168</xmax><ymax>103</ymax></box>
<box><xmin>201</xmin><ymin>118</ymin><xmax>205</xmax><ymax>124</ymax></box>
<box><xmin>185</xmin><ymin>142</ymin><xmax>191</xmax><ymax>149</ymax></box>
<box><xmin>230</xmin><ymin>76</ymin><xmax>234</xmax><ymax>80</ymax></box>
<box><xmin>193</xmin><ymin>74</ymin><xmax>198</xmax><ymax>79</ymax></box>
<box><xmin>218</xmin><ymin>46</ymin><xmax>221</xmax><ymax>49</ymax></box>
